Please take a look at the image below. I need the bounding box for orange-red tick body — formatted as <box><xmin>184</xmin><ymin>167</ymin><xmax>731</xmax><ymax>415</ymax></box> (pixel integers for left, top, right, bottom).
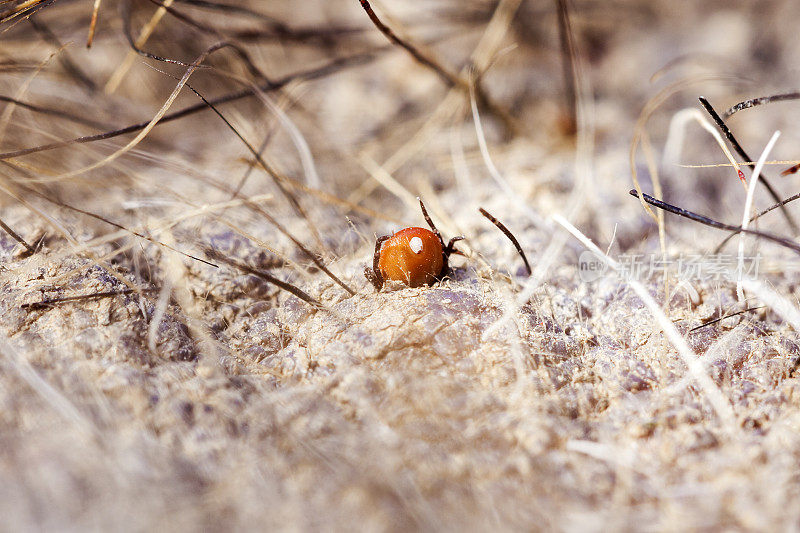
<box><xmin>365</xmin><ymin>199</ymin><xmax>464</xmax><ymax>291</ymax></box>
<box><xmin>378</xmin><ymin>227</ymin><xmax>443</xmax><ymax>287</ymax></box>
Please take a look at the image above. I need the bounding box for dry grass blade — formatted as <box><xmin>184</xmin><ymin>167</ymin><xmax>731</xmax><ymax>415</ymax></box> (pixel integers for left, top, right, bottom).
<box><xmin>86</xmin><ymin>0</ymin><xmax>102</xmax><ymax>47</ymax></box>
<box><xmin>0</xmin><ymin>52</ymin><xmax>375</xmax><ymax>161</ymax></box>
<box><xmin>737</xmin><ymin>130</ymin><xmax>780</xmax><ymax>300</ymax></box>
<box><xmin>555</xmin><ymin>0</ymin><xmax>577</xmax><ymax>135</ymax></box>
<box><xmin>31</xmin><ymin>43</ymin><xmax>221</xmax><ymax>181</ymax></box>
<box><xmin>0</xmin><ymin>0</ymin><xmax>54</xmax><ymax>26</ymax></box>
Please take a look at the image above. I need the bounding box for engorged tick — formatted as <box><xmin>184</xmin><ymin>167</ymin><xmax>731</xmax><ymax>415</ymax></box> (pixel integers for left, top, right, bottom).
<box><xmin>365</xmin><ymin>199</ymin><xmax>464</xmax><ymax>290</ymax></box>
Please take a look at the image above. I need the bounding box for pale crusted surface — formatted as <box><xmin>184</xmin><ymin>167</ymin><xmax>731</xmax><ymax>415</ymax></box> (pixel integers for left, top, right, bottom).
<box><xmin>3</xmin><ymin>1</ymin><xmax>800</xmax><ymax>531</ymax></box>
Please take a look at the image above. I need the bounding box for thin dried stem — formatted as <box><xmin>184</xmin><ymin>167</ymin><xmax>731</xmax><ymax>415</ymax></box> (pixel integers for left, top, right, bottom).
<box><xmin>555</xmin><ymin>0</ymin><xmax>577</xmax><ymax>135</ymax></box>
<box><xmin>87</xmin><ymin>0</ymin><xmax>102</xmax><ymax>47</ymax></box>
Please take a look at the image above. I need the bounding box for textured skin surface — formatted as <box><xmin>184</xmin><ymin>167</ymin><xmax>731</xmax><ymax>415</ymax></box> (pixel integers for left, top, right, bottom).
<box><xmin>378</xmin><ymin>227</ymin><xmax>443</xmax><ymax>287</ymax></box>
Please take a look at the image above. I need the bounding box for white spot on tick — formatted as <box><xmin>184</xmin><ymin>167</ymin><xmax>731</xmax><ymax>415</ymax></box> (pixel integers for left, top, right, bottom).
<box><xmin>409</xmin><ymin>236</ymin><xmax>424</xmax><ymax>254</ymax></box>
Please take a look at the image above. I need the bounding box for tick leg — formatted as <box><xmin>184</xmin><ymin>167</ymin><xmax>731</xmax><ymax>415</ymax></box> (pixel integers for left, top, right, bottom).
<box><xmin>439</xmin><ymin>236</ymin><xmax>465</xmax><ymax>281</ymax></box>
<box><xmin>366</xmin><ymin>235</ymin><xmax>390</xmax><ymax>291</ymax></box>
<box><xmin>364</xmin><ymin>266</ymin><xmax>381</xmax><ymax>290</ymax></box>
<box><xmin>418</xmin><ymin>198</ymin><xmax>445</xmax><ymax>249</ymax></box>
<box><xmin>445</xmin><ymin>236</ymin><xmax>465</xmax><ymax>256</ymax></box>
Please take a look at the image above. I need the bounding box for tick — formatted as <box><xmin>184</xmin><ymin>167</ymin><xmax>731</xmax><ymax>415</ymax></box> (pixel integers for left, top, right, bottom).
<box><xmin>365</xmin><ymin>199</ymin><xmax>464</xmax><ymax>290</ymax></box>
